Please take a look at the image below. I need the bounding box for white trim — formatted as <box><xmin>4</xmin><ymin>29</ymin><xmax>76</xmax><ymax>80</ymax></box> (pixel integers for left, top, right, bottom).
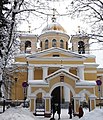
<box><xmin>78</xmin><ymin>89</ymin><xmax>91</xmax><ymax>96</ymax></box>
<box><xmin>27</xmin><ymin>47</ymin><xmax>86</xmax><ymax>59</ymax></box>
<box><xmin>30</xmin><ymin>88</ymin><xmax>46</xmax><ymax>97</ymax></box>
<box><xmin>46</xmin><ymin>69</ymin><xmax>79</xmax><ymax>82</ymax></box>
<box><xmin>49</xmin><ymin>82</ymin><xmax>76</xmax><ymax>96</ymax></box>
<box><xmin>28</xmin><ymin>57</ymin><xmax>85</xmax><ymax>61</ymax></box>
<box><xmin>27</xmin><ymin>64</ymin><xmax>84</xmax><ymax>68</ymax></box>
<box><xmin>84</xmin><ymin>63</ymin><xmax>99</xmax><ymax>68</ymax></box>
<box><xmin>46</xmin><ymin>71</ymin><xmax>78</xmax><ymax>82</ymax></box>
<box><xmin>76</xmin><ymin>86</ymin><xmax>95</xmax><ymax>88</ymax></box>
<box><xmin>97</xmin><ymin>74</ymin><xmax>103</xmax><ymax>76</ymax></box>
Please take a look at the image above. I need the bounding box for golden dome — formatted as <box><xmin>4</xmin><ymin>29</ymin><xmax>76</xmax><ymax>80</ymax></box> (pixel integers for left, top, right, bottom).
<box><xmin>42</xmin><ymin>22</ymin><xmax>66</xmax><ymax>33</ymax></box>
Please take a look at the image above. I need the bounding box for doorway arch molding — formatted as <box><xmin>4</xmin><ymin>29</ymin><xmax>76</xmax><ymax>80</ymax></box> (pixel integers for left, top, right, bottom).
<box><xmin>78</xmin><ymin>89</ymin><xmax>91</xmax><ymax>96</ymax></box>
<box><xmin>33</xmin><ymin>88</ymin><xmax>47</xmax><ymax>97</ymax></box>
<box><xmin>49</xmin><ymin>82</ymin><xmax>76</xmax><ymax>96</ymax></box>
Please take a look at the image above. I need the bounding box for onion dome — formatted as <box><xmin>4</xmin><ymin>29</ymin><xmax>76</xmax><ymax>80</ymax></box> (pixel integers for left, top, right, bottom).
<box><xmin>42</xmin><ymin>11</ymin><xmax>66</xmax><ymax>33</ymax></box>
<box><xmin>42</xmin><ymin>22</ymin><xmax>66</xmax><ymax>33</ymax></box>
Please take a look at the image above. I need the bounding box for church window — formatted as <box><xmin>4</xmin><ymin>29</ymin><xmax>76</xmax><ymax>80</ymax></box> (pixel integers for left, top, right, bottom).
<box><xmin>78</xmin><ymin>41</ymin><xmax>85</xmax><ymax>54</ymax></box>
<box><xmin>66</xmin><ymin>41</ymin><xmax>68</xmax><ymax>50</ymax></box>
<box><xmin>25</xmin><ymin>41</ymin><xmax>31</xmax><ymax>53</ymax></box>
<box><xmin>60</xmin><ymin>40</ymin><xmax>64</xmax><ymax>48</ymax></box>
<box><xmin>40</xmin><ymin>41</ymin><xmax>42</xmax><ymax>48</ymax></box>
<box><xmin>52</xmin><ymin>39</ymin><xmax>57</xmax><ymax>47</ymax></box>
<box><xmin>45</xmin><ymin>39</ymin><xmax>48</xmax><ymax>49</ymax></box>
<box><xmin>53</xmin><ymin>54</ymin><xmax>59</xmax><ymax>57</ymax></box>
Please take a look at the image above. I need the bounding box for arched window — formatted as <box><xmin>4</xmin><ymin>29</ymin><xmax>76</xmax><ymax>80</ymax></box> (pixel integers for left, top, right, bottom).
<box><xmin>40</xmin><ymin>41</ymin><xmax>42</xmax><ymax>48</ymax></box>
<box><xmin>45</xmin><ymin>39</ymin><xmax>48</xmax><ymax>49</ymax></box>
<box><xmin>25</xmin><ymin>41</ymin><xmax>31</xmax><ymax>53</ymax></box>
<box><xmin>66</xmin><ymin>41</ymin><xmax>68</xmax><ymax>50</ymax></box>
<box><xmin>78</xmin><ymin>41</ymin><xmax>85</xmax><ymax>54</ymax></box>
<box><xmin>60</xmin><ymin>40</ymin><xmax>64</xmax><ymax>48</ymax></box>
<box><xmin>52</xmin><ymin>39</ymin><xmax>57</xmax><ymax>47</ymax></box>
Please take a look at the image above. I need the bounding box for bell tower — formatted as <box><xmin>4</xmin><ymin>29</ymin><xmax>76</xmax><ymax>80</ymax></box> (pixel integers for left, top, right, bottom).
<box><xmin>70</xmin><ymin>26</ymin><xmax>90</xmax><ymax>54</ymax></box>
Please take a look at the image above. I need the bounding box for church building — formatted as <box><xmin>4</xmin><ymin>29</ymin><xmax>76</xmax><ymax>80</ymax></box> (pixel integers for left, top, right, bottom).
<box><xmin>12</xmin><ymin>13</ymin><xmax>103</xmax><ymax>117</ymax></box>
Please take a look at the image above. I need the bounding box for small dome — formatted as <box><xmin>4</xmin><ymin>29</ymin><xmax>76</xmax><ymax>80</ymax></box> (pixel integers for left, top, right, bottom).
<box><xmin>42</xmin><ymin>22</ymin><xmax>66</xmax><ymax>33</ymax></box>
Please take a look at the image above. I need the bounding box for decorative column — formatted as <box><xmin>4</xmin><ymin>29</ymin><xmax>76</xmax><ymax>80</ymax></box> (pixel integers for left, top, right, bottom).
<box><xmin>44</xmin><ymin>93</ymin><xmax>51</xmax><ymax>118</ymax></box>
<box><xmin>64</xmin><ymin>86</ymin><xmax>70</xmax><ymax>103</ymax></box>
<box><xmin>30</xmin><ymin>95</ymin><xmax>36</xmax><ymax>114</ymax></box>
<box><xmin>89</xmin><ymin>95</ymin><xmax>96</xmax><ymax>111</ymax></box>
<box><xmin>42</xmin><ymin>66</ymin><xmax>48</xmax><ymax>80</ymax></box>
<box><xmin>73</xmin><ymin>94</ymin><xmax>81</xmax><ymax>113</ymax></box>
<box><xmin>28</xmin><ymin>66</ymin><xmax>34</xmax><ymax>80</ymax></box>
<box><xmin>27</xmin><ymin>66</ymin><xmax>34</xmax><ymax>100</ymax></box>
<box><xmin>77</xmin><ymin>66</ymin><xmax>84</xmax><ymax>80</ymax></box>
<box><xmin>64</xmin><ymin>67</ymin><xmax>70</xmax><ymax>103</ymax></box>
<box><xmin>27</xmin><ymin>85</ymin><xmax>31</xmax><ymax>99</ymax></box>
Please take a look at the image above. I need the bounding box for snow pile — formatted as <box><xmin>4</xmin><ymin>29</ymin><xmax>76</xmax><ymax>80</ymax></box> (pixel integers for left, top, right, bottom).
<box><xmin>80</xmin><ymin>108</ymin><xmax>103</xmax><ymax>120</ymax></box>
<box><xmin>0</xmin><ymin>107</ymin><xmax>103</xmax><ymax>120</ymax></box>
<box><xmin>0</xmin><ymin>107</ymin><xmax>35</xmax><ymax>120</ymax></box>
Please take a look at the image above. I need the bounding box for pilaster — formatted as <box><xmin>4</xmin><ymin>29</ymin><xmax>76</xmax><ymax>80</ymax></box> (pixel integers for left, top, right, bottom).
<box><xmin>77</xmin><ymin>66</ymin><xmax>84</xmax><ymax>80</ymax></box>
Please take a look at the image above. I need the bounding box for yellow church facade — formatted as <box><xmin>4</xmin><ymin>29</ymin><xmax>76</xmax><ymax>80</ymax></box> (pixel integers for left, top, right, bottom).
<box><xmin>12</xmin><ymin>16</ymin><xmax>103</xmax><ymax>117</ymax></box>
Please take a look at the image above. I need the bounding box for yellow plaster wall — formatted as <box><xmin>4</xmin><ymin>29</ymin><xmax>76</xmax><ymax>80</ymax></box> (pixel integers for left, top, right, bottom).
<box><xmin>43</xmin><ymin>53</ymin><xmax>74</xmax><ymax>58</ymax></box>
<box><xmin>34</xmin><ymin>69</ymin><xmax>42</xmax><ymax>80</ymax></box>
<box><xmin>70</xmin><ymin>69</ymin><xmax>77</xmax><ymax>76</ymax></box>
<box><xmin>48</xmin><ymin>68</ymin><xmax>59</xmax><ymax>75</ymax></box>
<box><xmin>84</xmin><ymin>58</ymin><xmax>95</xmax><ymax>63</ymax></box>
<box><xmin>84</xmin><ymin>73</ymin><xmax>97</xmax><ymax>80</ymax></box>
<box><xmin>11</xmin><ymin>68</ymin><xmax>27</xmax><ymax>100</ymax></box>
<box><xmin>15</xmin><ymin>57</ymin><xmax>26</xmax><ymax>62</ymax></box>
<box><xmin>75</xmin><ymin>87</ymin><xmax>95</xmax><ymax>95</ymax></box>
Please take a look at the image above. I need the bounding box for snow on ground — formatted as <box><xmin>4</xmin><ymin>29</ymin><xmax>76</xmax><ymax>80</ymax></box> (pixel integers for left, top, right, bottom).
<box><xmin>0</xmin><ymin>106</ymin><xmax>103</xmax><ymax>120</ymax></box>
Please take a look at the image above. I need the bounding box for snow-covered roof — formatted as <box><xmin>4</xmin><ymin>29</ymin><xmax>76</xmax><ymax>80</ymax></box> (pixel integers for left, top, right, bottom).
<box><xmin>28</xmin><ymin>80</ymin><xmax>48</xmax><ymax>85</ymax></box>
<box><xmin>41</xmin><ymin>22</ymin><xmax>66</xmax><ymax>34</ymax></box>
<box><xmin>76</xmin><ymin>80</ymin><xmax>96</xmax><ymax>86</ymax></box>
<box><xmin>45</xmin><ymin>68</ymin><xmax>79</xmax><ymax>81</ymax></box>
<box><xmin>19</xmin><ymin>33</ymin><xmax>37</xmax><ymax>38</ymax></box>
<box><xmin>12</xmin><ymin>62</ymin><xmax>27</xmax><ymax>66</ymax></box>
<box><xmin>83</xmin><ymin>54</ymin><xmax>96</xmax><ymax>58</ymax></box>
<box><xmin>84</xmin><ymin>63</ymin><xmax>99</xmax><ymax>67</ymax></box>
<box><xmin>27</xmin><ymin>47</ymin><xmax>87</xmax><ymax>60</ymax></box>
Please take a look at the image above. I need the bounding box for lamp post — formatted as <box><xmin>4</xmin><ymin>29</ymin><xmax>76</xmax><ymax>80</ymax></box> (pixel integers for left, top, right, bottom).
<box><xmin>96</xmin><ymin>80</ymin><xmax>102</xmax><ymax>109</ymax></box>
<box><xmin>14</xmin><ymin>78</ymin><xmax>18</xmax><ymax>100</ymax></box>
<box><xmin>22</xmin><ymin>81</ymin><xmax>28</xmax><ymax>107</ymax></box>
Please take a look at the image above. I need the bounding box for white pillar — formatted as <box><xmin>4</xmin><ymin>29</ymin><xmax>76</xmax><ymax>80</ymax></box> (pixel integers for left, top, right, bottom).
<box><xmin>64</xmin><ymin>67</ymin><xmax>70</xmax><ymax>102</ymax></box>
<box><xmin>64</xmin><ymin>86</ymin><xmax>70</xmax><ymax>102</ymax></box>
<box><xmin>42</xmin><ymin>66</ymin><xmax>48</xmax><ymax>80</ymax></box>
<box><xmin>28</xmin><ymin>66</ymin><xmax>34</xmax><ymax>80</ymax></box>
<box><xmin>77</xmin><ymin>66</ymin><xmax>84</xmax><ymax>80</ymax></box>
<box><xmin>27</xmin><ymin>85</ymin><xmax>31</xmax><ymax>99</ymax></box>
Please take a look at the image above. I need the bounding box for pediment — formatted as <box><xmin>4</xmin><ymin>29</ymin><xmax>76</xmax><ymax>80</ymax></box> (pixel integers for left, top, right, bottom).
<box><xmin>45</xmin><ymin>68</ymin><xmax>80</xmax><ymax>82</ymax></box>
<box><xmin>27</xmin><ymin>47</ymin><xmax>86</xmax><ymax>60</ymax></box>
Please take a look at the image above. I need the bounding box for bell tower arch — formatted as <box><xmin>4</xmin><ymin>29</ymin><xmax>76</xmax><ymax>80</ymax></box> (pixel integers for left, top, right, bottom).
<box><xmin>70</xmin><ymin>26</ymin><xmax>90</xmax><ymax>54</ymax></box>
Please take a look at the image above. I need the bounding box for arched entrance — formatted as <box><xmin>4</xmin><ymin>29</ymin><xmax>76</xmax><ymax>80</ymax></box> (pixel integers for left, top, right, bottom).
<box><xmin>50</xmin><ymin>82</ymin><xmax>75</xmax><ymax>118</ymax></box>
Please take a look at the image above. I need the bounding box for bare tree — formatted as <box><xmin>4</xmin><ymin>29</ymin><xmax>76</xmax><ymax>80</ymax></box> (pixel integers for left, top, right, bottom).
<box><xmin>66</xmin><ymin>0</ymin><xmax>103</xmax><ymax>35</ymax></box>
<box><xmin>0</xmin><ymin>0</ymin><xmax>53</xmax><ymax>98</ymax></box>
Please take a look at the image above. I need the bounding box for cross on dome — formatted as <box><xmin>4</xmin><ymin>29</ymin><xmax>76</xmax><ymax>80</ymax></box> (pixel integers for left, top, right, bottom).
<box><xmin>51</xmin><ymin>8</ymin><xmax>56</xmax><ymax>22</ymax></box>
